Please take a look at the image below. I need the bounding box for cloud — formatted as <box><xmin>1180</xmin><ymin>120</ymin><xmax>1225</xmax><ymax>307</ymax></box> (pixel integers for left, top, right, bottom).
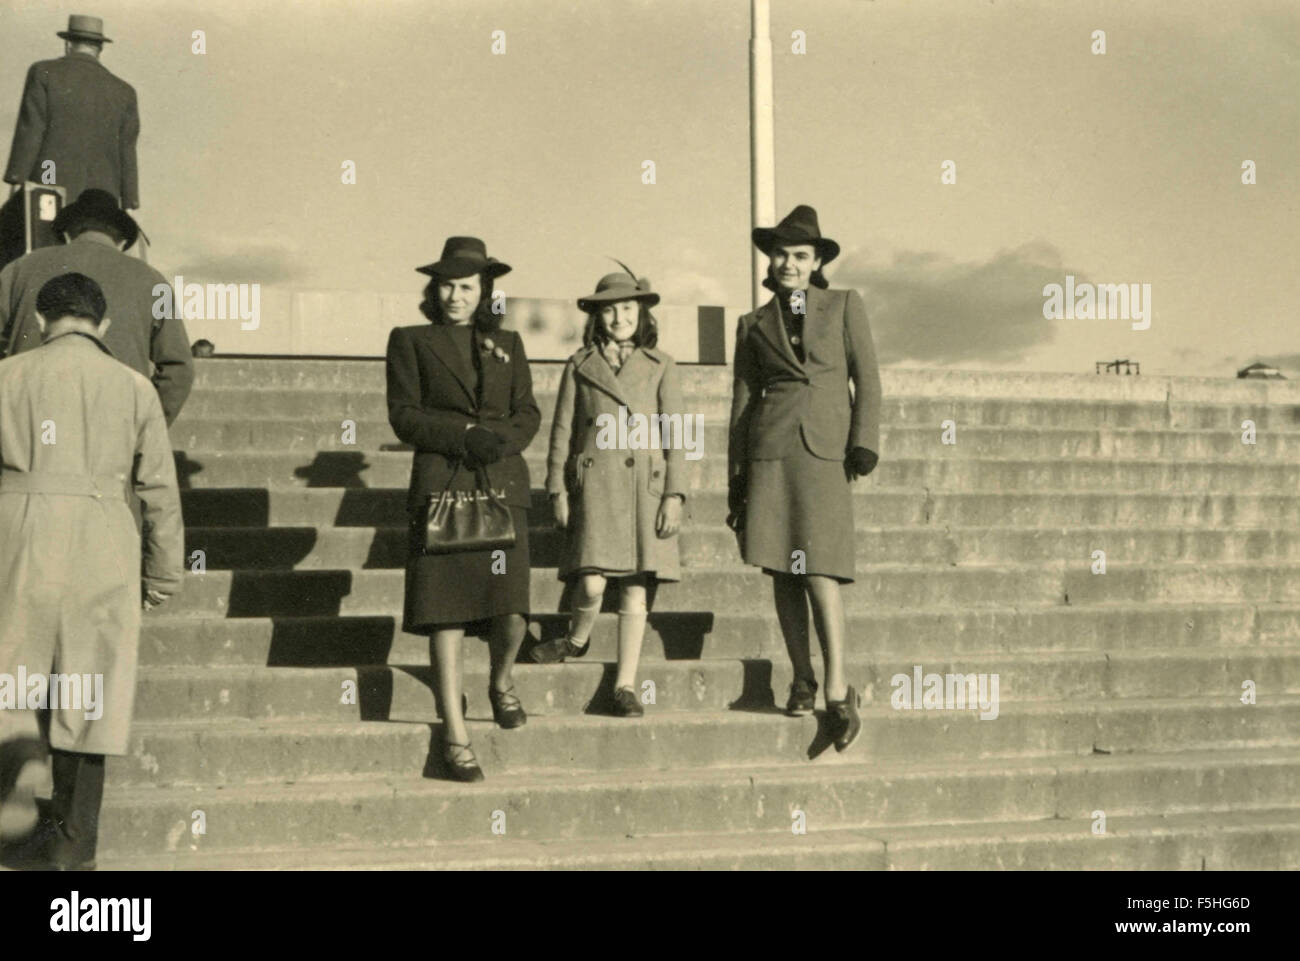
<box><xmin>166</xmin><ymin>242</ymin><xmax>309</xmax><ymax>286</ymax></box>
<box><xmin>655</xmin><ymin>269</ymin><xmax>730</xmax><ymax>307</ymax></box>
<box><xmin>828</xmin><ymin>240</ymin><xmax>1075</xmax><ymax>365</ymax></box>
<box><xmin>1248</xmin><ymin>352</ymin><xmax>1300</xmax><ymax>373</ymax></box>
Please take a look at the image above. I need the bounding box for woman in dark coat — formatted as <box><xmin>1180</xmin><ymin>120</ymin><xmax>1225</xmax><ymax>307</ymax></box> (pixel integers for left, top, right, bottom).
<box><xmin>385</xmin><ymin>236</ymin><xmax>541</xmax><ymax>781</ymax></box>
<box><xmin>727</xmin><ymin>205</ymin><xmax>882</xmax><ymax>752</ymax></box>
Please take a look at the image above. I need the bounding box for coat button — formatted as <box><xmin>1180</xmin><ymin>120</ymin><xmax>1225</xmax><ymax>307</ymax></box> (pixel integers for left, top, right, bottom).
<box><xmin>586</xmin><ymin>417</ymin><xmax>593</xmax><ymax>425</ymax></box>
<box><xmin>625</xmin><ymin>457</ymin><xmax>634</xmax><ymax>467</ymax></box>
<box><xmin>653</xmin><ymin>469</ymin><xmax>660</xmax><ymax>477</ymax></box>
<box><xmin>584</xmin><ymin>457</ymin><xmax>593</xmax><ymax>467</ymax></box>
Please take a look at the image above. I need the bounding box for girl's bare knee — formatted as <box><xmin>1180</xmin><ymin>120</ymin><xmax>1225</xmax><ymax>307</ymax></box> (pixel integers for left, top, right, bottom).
<box><xmin>579</xmin><ymin>573</ymin><xmax>606</xmax><ymax>603</ymax></box>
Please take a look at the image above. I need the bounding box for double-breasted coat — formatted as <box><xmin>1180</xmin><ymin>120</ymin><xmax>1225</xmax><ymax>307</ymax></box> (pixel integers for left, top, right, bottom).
<box><xmin>4</xmin><ymin>53</ymin><xmax>141</xmax><ymax>209</ymax></box>
<box><xmin>0</xmin><ymin>332</ymin><xmax>183</xmax><ymax>757</ymax></box>
<box><xmin>545</xmin><ymin>344</ymin><xmax>689</xmax><ymax>581</ymax></box>
<box><xmin>728</xmin><ymin>285</ymin><xmax>881</xmax><ymax>581</ymax></box>
<box><xmin>385</xmin><ymin>322</ymin><xmax>541</xmax><ymax>630</ymax></box>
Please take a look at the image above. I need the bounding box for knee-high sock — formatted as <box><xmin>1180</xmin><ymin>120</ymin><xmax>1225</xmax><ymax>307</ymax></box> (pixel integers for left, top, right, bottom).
<box><xmin>614</xmin><ymin>597</ymin><xmax>648</xmax><ymax>691</ymax></box>
<box><xmin>567</xmin><ymin>596</ymin><xmax>602</xmax><ymax>646</ymax></box>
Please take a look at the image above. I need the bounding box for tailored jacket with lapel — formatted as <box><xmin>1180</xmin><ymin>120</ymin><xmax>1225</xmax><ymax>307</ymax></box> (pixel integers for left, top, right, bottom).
<box><xmin>728</xmin><ymin>285</ymin><xmax>881</xmax><ymax>483</ymax></box>
<box><xmin>385</xmin><ymin>322</ymin><xmax>541</xmax><ymax>513</ymax></box>
<box><xmin>545</xmin><ymin>343</ymin><xmax>689</xmax><ymax>579</ymax></box>
<box><xmin>4</xmin><ymin>53</ymin><xmax>141</xmax><ymax>209</ymax></box>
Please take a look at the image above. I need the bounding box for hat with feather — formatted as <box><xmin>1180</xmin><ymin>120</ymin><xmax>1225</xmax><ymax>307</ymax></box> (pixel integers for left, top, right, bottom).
<box><xmin>577</xmin><ymin>258</ymin><xmax>660</xmax><ymax>312</ymax></box>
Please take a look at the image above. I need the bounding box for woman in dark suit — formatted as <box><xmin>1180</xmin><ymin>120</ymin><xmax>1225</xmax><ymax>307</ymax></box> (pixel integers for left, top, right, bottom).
<box><xmin>727</xmin><ymin>205</ymin><xmax>881</xmax><ymax>753</ymax></box>
<box><xmin>385</xmin><ymin>236</ymin><xmax>541</xmax><ymax>781</ymax></box>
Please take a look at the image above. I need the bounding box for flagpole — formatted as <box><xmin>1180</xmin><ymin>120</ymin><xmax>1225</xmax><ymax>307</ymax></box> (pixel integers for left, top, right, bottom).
<box><xmin>750</xmin><ymin>0</ymin><xmax>776</xmax><ymax>311</ymax></box>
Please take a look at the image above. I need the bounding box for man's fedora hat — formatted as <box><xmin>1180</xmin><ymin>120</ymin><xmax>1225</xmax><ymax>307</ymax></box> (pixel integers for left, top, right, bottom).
<box><xmin>52</xmin><ymin>188</ymin><xmax>139</xmax><ymax>249</ymax></box>
<box><xmin>58</xmin><ymin>15</ymin><xmax>112</xmax><ymax>44</ymax></box>
<box><xmin>577</xmin><ymin>259</ymin><xmax>660</xmax><ymax>312</ymax></box>
<box><xmin>416</xmin><ymin>237</ymin><xmax>511</xmax><ymax>280</ymax></box>
<box><xmin>752</xmin><ymin>204</ymin><xmax>840</xmax><ymax>265</ymax></box>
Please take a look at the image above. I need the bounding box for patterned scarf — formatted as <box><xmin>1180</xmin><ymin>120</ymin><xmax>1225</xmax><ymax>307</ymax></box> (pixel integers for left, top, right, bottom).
<box><xmin>600</xmin><ymin>338</ymin><xmax>637</xmax><ymax>372</ymax></box>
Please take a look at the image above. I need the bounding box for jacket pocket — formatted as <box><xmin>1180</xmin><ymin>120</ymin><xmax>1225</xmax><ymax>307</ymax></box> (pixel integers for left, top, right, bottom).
<box><xmin>566</xmin><ymin>454</ymin><xmax>594</xmax><ymax>495</ymax></box>
<box><xmin>647</xmin><ymin>461</ymin><xmax>665</xmax><ymax>496</ymax></box>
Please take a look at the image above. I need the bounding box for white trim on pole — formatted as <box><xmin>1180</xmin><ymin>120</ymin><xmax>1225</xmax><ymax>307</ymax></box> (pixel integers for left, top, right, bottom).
<box><xmin>750</xmin><ymin>0</ymin><xmax>776</xmax><ymax>311</ymax></box>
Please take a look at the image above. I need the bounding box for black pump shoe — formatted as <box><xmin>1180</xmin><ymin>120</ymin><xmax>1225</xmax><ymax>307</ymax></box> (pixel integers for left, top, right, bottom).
<box><xmin>529</xmin><ymin>635</ymin><xmax>590</xmax><ymax>664</ymax></box>
<box><xmin>611</xmin><ymin>687</ymin><xmax>644</xmax><ymax>718</ymax></box>
<box><xmin>488</xmin><ymin>685</ymin><xmax>527</xmax><ymax>729</ymax></box>
<box><xmin>826</xmin><ymin>685</ymin><xmax>862</xmax><ymax>752</ymax></box>
<box><xmin>786</xmin><ymin>677</ymin><xmax>818</xmax><ymax>716</ymax></box>
<box><xmin>444</xmin><ymin>741</ymin><xmax>485</xmax><ymax>782</ymax></box>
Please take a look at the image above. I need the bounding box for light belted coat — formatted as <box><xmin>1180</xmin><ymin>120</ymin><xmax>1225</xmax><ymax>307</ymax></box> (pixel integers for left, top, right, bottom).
<box><xmin>728</xmin><ymin>284</ymin><xmax>882</xmax><ymax>479</ymax></box>
<box><xmin>0</xmin><ymin>332</ymin><xmax>182</xmax><ymax>757</ymax></box>
<box><xmin>546</xmin><ymin>344</ymin><xmax>688</xmax><ymax>581</ymax></box>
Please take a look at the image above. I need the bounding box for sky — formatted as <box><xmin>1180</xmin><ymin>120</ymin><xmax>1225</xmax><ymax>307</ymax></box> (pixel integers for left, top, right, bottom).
<box><xmin>2</xmin><ymin>0</ymin><xmax>1296</xmax><ymax>375</ymax></box>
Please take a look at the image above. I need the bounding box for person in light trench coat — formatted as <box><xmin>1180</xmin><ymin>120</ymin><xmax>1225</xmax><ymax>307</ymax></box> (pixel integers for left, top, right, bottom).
<box><xmin>0</xmin><ymin>272</ymin><xmax>183</xmax><ymax>870</ymax></box>
<box><xmin>532</xmin><ymin>267</ymin><xmax>688</xmax><ymax>717</ymax></box>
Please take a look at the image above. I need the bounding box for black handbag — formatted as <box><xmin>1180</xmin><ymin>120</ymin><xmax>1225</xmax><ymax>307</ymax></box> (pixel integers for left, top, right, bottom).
<box><xmin>420</xmin><ymin>458</ymin><xmax>517</xmax><ymax>555</ymax></box>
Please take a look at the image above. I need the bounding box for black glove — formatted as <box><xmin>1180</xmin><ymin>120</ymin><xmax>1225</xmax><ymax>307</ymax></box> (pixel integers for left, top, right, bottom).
<box><xmin>463</xmin><ymin>425</ymin><xmax>503</xmax><ymax>467</ymax></box>
<box><xmin>847</xmin><ymin>447</ymin><xmax>878</xmax><ymax>479</ymax></box>
<box><xmin>728</xmin><ymin>476</ymin><xmax>747</xmax><ymax>516</ymax></box>
<box><xmin>725</xmin><ymin>477</ymin><xmax>747</xmax><ymax>536</ymax></box>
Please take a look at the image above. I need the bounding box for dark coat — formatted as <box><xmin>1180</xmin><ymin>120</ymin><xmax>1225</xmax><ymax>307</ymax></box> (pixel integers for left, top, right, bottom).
<box><xmin>545</xmin><ymin>344</ymin><xmax>688</xmax><ymax>580</ymax></box>
<box><xmin>385</xmin><ymin>323</ymin><xmax>540</xmax><ymax>512</ymax></box>
<box><xmin>0</xmin><ymin>233</ymin><xmax>194</xmax><ymax>424</ymax></box>
<box><xmin>728</xmin><ymin>284</ymin><xmax>881</xmax><ymax>474</ymax></box>
<box><xmin>4</xmin><ymin>53</ymin><xmax>140</xmax><ymax>209</ymax></box>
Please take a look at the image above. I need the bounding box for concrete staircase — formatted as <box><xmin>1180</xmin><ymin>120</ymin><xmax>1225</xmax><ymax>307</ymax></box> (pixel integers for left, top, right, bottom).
<box><xmin>97</xmin><ymin>360</ymin><xmax>1300</xmax><ymax>869</ymax></box>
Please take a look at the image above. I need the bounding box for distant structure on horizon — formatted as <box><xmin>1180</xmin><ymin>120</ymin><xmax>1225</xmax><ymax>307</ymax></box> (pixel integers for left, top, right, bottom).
<box><xmin>1237</xmin><ymin>362</ymin><xmax>1285</xmax><ymax>380</ymax></box>
<box><xmin>1095</xmin><ymin>359</ymin><xmax>1140</xmax><ymax>375</ymax></box>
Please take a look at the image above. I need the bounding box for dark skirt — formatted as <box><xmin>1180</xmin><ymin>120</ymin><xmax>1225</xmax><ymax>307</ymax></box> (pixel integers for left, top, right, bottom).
<box><xmin>742</xmin><ymin>435</ymin><xmax>855</xmax><ymax>583</ymax></box>
<box><xmin>402</xmin><ymin>503</ymin><xmax>531</xmax><ymax>634</ymax></box>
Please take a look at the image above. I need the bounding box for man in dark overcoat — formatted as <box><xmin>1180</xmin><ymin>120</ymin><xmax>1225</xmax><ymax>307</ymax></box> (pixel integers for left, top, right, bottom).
<box><xmin>1</xmin><ymin>15</ymin><xmax>140</xmax><ymax>268</ymax></box>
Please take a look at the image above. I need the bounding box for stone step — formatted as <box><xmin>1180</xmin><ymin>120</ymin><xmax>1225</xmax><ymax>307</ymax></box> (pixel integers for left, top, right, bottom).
<box><xmin>155</xmin><ymin>563</ymin><xmax>1300</xmax><ymax>618</ymax></box>
<box><xmin>181</xmin><ymin>524</ymin><xmax>1300</xmax><ymax>571</ymax></box>
<box><xmin>169</xmin><ymin>449</ymin><xmax>1300</xmax><ymax>492</ymax></box>
<box><xmin>168</xmin><ymin>417</ymin><xmax>1300</xmax><ymax>460</ymax></box>
<box><xmin>87</xmin><ymin>746</ymin><xmax>1300</xmax><ymax>856</ymax></box>
<box><xmin>178</xmin><ymin>487</ymin><xmax>1300</xmax><ymax>530</ymax></box>
<box><xmin>95</xmin><ymin>805</ymin><xmax>1300</xmax><ymax>870</ymax></box>
<box><xmin>866</xmin><ymin>806</ymin><xmax>1300</xmax><ymax>870</ymax></box>
<box><xmin>189</xmin><ymin>359</ymin><xmax>1300</xmax><ymax>407</ymax></box>
<box><xmin>137</xmin><ymin>603</ymin><xmax>1300</xmax><ymax>668</ymax></box>
<box><xmin>130</xmin><ymin>648</ymin><xmax>1300</xmax><ymax>723</ymax></box>
<box><xmin>177</xmin><ymin>387</ymin><xmax>1300</xmax><ymax>434</ymax></box>
<box><xmin>138</xmin><ymin>604</ymin><xmax>1300</xmax><ymax>669</ymax></box>
<box><xmin>99</xmin><ymin>826</ymin><xmax>892</xmax><ymax>870</ymax></box>
<box><xmin>105</xmin><ymin>698</ymin><xmax>1300</xmax><ymax>788</ymax></box>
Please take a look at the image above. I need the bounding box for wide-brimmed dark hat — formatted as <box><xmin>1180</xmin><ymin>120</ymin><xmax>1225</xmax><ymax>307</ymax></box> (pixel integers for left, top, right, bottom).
<box><xmin>58</xmin><ymin>15</ymin><xmax>112</xmax><ymax>43</ymax></box>
<box><xmin>752</xmin><ymin>204</ymin><xmax>840</xmax><ymax>264</ymax></box>
<box><xmin>52</xmin><ymin>188</ymin><xmax>139</xmax><ymax>249</ymax></box>
<box><xmin>577</xmin><ymin>261</ymin><xmax>660</xmax><ymax>313</ymax></box>
<box><xmin>416</xmin><ymin>236</ymin><xmax>511</xmax><ymax>280</ymax></box>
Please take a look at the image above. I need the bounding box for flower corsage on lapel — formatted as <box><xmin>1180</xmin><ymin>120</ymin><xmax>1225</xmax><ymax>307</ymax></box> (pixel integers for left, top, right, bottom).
<box><xmin>479</xmin><ymin>334</ymin><xmax>510</xmax><ymax>364</ymax></box>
